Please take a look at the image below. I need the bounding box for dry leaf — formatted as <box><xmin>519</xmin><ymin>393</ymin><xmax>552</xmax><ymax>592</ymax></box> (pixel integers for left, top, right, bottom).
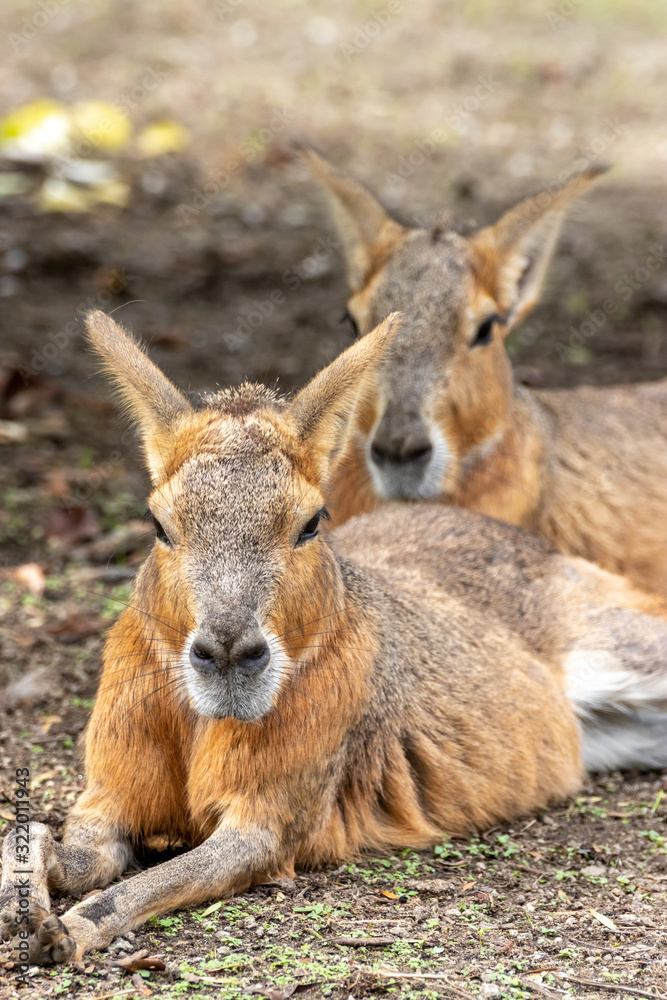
<box><xmin>71</xmin><ymin>101</ymin><xmax>131</xmax><ymax>151</ymax></box>
<box><xmin>3</xmin><ymin>667</ymin><xmax>58</xmax><ymax>709</ymax></box>
<box><xmin>7</xmin><ymin>382</ymin><xmax>57</xmax><ymax>418</ymax></box>
<box><xmin>2</xmin><ymin>562</ymin><xmax>45</xmax><ymax>595</ymax></box>
<box><xmin>47</xmin><ymin>613</ymin><xmax>103</xmax><ymax>642</ymax></box>
<box><xmin>589</xmin><ymin>907</ymin><xmax>617</xmax><ymax>931</ymax></box>
<box><xmin>114</xmin><ymin>950</ymin><xmax>165</xmax><ymax>973</ymax></box>
<box><xmin>0</xmin><ymin>419</ymin><xmax>28</xmax><ymax>443</ymax></box>
<box><xmin>45</xmin><ymin>505</ymin><xmax>99</xmax><ymax>546</ymax></box>
<box><xmin>0</xmin><ymin>99</ymin><xmax>70</xmax><ymax>157</ymax></box>
<box><xmin>136</xmin><ymin>121</ymin><xmax>189</xmax><ymax>158</ymax></box>
<box><xmin>380</xmin><ymin>890</ymin><xmax>399</xmax><ymax>899</ymax></box>
<box><xmin>33</xmin><ymin>768</ymin><xmax>59</xmax><ymax>783</ymax></box>
<box><xmin>461</xmin><ymin>881</ymin><xmax>476</xmax><ymax>891</ymax></box>
<box><xmin>39</xmin><ymin>717</ymin><xmax>62</xmax><ymax>735</ymax></box>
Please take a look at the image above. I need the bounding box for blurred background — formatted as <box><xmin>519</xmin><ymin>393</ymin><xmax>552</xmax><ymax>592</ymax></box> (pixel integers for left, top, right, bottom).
<box><xmin>0</xmin><ymin>0</ymin><xmax>667</xmax><ymax>673</ymax></box>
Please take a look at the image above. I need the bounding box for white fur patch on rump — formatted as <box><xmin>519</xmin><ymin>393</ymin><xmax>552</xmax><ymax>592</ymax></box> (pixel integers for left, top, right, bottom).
<box><xmin>564</xmin><ymin>649</ymin><xmax>667</xmax><ymax>772</ymax></box>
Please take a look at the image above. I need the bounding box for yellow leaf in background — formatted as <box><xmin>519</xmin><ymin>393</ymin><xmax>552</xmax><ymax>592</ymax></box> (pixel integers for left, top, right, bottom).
<box><xmin>136</xmin><ymin>120</ymin><xmax>190</xmax><ymax>158</ymax></box>
<box><xmin>0</xmin><ymin>99</ymin><xmax>71</xmax><ymax>157</ymax></box>
<box><xmin>0</xmin><ymin>172</ymin><xmax>33</xmax><ymax>197</ymax></box>
<box><xmin>37</xmin><ymin>178</ymin><xmax>92</xmax><ymax>212</ymax></box>
<box><xmin>71</xmin><ymin>100</ymin><xmax>132</xmax><ymax>152</ymax></box>
<box><xmin>93</xmin><ymin>179</ymin><xmax>130</xmax><ymax>207</ymax></box>
<box><xmin>37</xmin><ymin>178</ymin><xmax>129</xmax><ymax>212</ymax></box>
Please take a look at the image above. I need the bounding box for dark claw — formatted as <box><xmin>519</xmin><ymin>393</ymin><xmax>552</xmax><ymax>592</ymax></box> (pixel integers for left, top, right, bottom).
<box><xmin>37</xmin><ymin>915</ymin><xmax>56</xmax><ymax>944</ymax></box>
<box><xmin>36</xmin><ymin>914</ymin><xmax>75</xmax><ymax>963</ymax></box>
<box><xmin>1</xmin><ymin>905</ymin><xmax>74</xmax><ymax>965</ymax></box>
<box><xmin>52</xmin><ymin>934</ymin><xmax>76</xmax><ymax>964</ymax></box>
<box><xmin>28</xmin><ymin>903</ymin><xmax>50</xmax><ymax>933</ymax></box>
<box><xmin>0</xmin><ymin>910</ymin><xmax>18</xmax><ymax>941</ymax></box>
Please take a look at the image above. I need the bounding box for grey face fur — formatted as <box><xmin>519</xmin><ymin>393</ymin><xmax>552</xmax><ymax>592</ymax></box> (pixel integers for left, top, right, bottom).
<box><xmin>353</xmin><ymin>231</ymin><xmax>472</xmax><ymax>501</ymax></box>
<box><xmin>154</xmin><ymin>434</ymin><xmax>308</xmax><ymax>722</ymax></box>
<box><xmin>307</xmin><ymin>149</ymin><xmax>604</xmax><ymax>504</ymax></box>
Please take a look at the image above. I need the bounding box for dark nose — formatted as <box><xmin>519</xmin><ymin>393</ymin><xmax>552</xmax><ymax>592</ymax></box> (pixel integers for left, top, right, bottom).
<box><xmin>370</xmin><ymin>430</ymin><xmax>433</xmax><ymax>468</ymax></box>
<box><xmin>189</xmin><ymin>633</ymin><xmax>271</xmax><ymax>676</ymax></box>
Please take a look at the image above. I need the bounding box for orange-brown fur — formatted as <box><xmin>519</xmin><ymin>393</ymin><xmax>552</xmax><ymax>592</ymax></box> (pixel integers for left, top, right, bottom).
<box><xmin>2</xmin><ymin>309</ymin><xmax>667</xmax><ymax>965</ymax></box>
<box><xmin>305</xmin><ymin>150</ymin><xmax>667</xmax><ymax>596</ymax></box>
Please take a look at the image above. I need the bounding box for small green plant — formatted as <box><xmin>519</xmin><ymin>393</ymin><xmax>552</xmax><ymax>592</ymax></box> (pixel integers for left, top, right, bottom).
<box><xmin>434</xmin><ymin>840</ymin><xmax>462</xmax><ymax>860</ymax></box>
<box><xmin>640</xmin><ymin>829</ymin><xmax>666</xmax><ymax>852</ymax></box>
<box><xmin>71</xmin><ymin>696</ymin><xmax>96</xmax><ymax>709</ymax></box>
<box><xmin>150</xmin><ymin>914</ymin><xmax>183</xmax><ymax>936</ymax></box>
<box><xmin>554</xmin><ymin>869</ymin><xmax>578</xmax><ymax>881</ymax></box>
<box><xmin>572</xmin><ymin>796</ymin><xmax>608</xmax><ymax>819</ymax></box>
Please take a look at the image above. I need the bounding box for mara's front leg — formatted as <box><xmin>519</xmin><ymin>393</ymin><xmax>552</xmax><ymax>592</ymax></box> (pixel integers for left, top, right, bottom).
<box><xmin>0</xmin><ymin>809</ymin><xmax>131</xmax><ymax>965</ymax></box>
<box><xmin>20</xmin><ymin>824</ymin><xmax>280</xmax><ymax>963</ymax></box>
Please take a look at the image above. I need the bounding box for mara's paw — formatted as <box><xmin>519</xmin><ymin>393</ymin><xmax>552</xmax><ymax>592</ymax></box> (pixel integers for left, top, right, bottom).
<box><xmin>0</xmin><ymin>905</ymin><xmax>75</xmax><ymax>966</ymax></box>
<box><xmin>0</xmin><ymin>899</ymin><xmax>49</xmax><ymax>941</ymax></box>
<box><xmin>31</xmin><ymin>914</ymin><xmax>76</xmax><ymax>965</ymax></box>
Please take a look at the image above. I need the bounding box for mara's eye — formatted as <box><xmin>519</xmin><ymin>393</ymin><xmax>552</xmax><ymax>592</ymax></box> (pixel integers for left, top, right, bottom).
<box><xmin>471</xmin><ymin>313</ymin><xmax>503</xmax><ymax>348</ymax></box>
<box><xmin>152</xmin><ymin>515</ymin><xmax>172</xmax><ymax>547</ymax></box>
<box><xmin>340</xmin><ymin>309</ymin><xmax>360</xmax><ymax>339</ymax></box>
<box><xmin>296</xmin><ymin>507</ymin><xmax>330</xmax><ymax>547</ymax></box>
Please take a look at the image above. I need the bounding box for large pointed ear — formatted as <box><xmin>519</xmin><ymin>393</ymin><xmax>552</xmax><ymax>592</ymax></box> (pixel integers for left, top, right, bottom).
<box><xmin>468</xmin><ymin>166</ymin><xmax>608</xmax><ymax>328</ymax></box>
<box><xmin>85</xmin><ymin>310</ymin><xmax>192</xmax><ymax>484</ymax></box>
<box><xmin>302</xmin><ymin>147</ymin><xmax>406</xmax><ymax>292</ymax></box>
<box><xmin>289</xmin><ymin>312</ymin><xmax>401</xmax><ymax>479</ymax></box>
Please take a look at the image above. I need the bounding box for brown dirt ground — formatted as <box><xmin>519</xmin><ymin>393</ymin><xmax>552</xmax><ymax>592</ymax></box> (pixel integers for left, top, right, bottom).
<box><xmin>1</xmin><ymin>1</ymin><xmax>667</xmax><ymax>998</ymax></box>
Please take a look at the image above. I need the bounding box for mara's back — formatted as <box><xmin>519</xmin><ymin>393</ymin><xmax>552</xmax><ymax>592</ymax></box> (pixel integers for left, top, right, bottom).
<box><xmin>323</xmin><ymin>507</ymin><xmax>584</xmax><ymax>842</ymax></box>
<box><xmin>532</xmin><ymin>380</ymin><xmax>667</xmax><ymax>594</ymax></box>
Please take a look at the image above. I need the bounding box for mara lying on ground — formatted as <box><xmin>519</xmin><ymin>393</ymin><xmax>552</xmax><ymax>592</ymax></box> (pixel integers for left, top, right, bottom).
<box><xmin>305</xmin><ymin>150</ymin><xmax>667</xmax><ymax>597</ymax></box>
<box><xmin>2</xmin><ymin>310</ymin><xmax>667</xmax><ymax>964</ymax></box>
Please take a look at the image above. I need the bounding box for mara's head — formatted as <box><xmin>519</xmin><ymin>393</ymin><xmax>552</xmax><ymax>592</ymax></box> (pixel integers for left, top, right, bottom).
<box><xmin>305</xmin><ymin>149</ymin><xmax>605</xmax><ymax>502</ymax></box>
<box><xmin>86</xmin><ymin>310</ymin><xmax>399</xmax><ymax>722</ymax></box>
